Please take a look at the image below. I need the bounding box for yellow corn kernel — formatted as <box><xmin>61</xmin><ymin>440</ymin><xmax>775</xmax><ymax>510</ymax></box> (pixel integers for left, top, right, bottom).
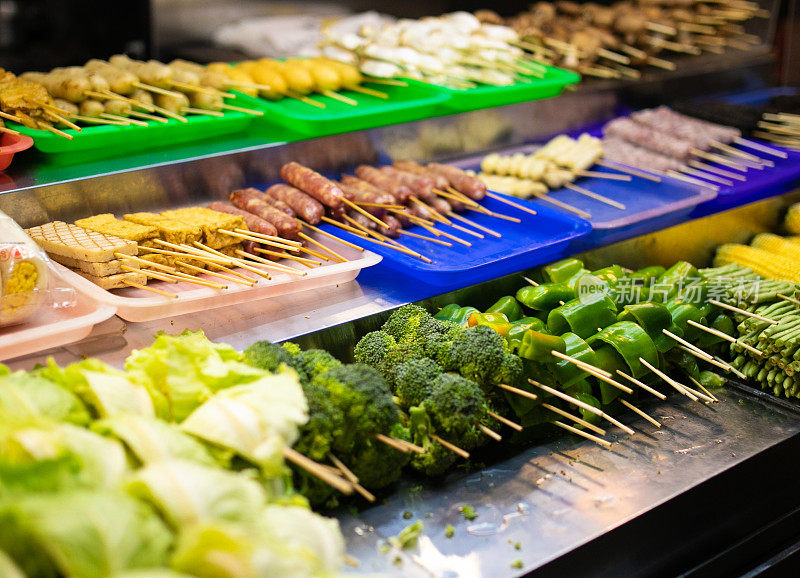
<box><xmin>785</xmin><ymin>204</ymin><xmax>800</xmax><ymax>234</ymax></box>
<box><xmin>715</xmin><ymin>243</ymin><xmax>800</xmax><ymax>283</ymax></box>
<box><xmin>751</xmin><ymin>233</ymin><xmax>800</xmax><ymax>260</ymax></box>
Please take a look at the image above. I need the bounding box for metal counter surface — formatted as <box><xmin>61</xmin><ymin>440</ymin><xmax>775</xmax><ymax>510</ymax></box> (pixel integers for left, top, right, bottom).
<box><xmin>335</xmin><ymin>386</ymin><xmax>800</xmax><ymax>577</ymax></box>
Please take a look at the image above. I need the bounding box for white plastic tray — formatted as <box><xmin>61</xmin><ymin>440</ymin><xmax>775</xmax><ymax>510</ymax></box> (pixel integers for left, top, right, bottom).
<box><xmin>55</xmin><ymin>232</ymin><xmax>382</xmax><ymax>322</ymax></box>
<box><xmin>0</xmin><ymin>267</ymin><xmax>116</xmax><ymax>361</ymax></box>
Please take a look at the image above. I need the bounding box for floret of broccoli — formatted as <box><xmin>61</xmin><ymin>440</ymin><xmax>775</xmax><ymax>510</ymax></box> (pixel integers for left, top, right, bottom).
<box><xmin>394</xmin><ymin>359</ymin><xmax>443</xmax><ymax>408</ymax></box>
<box><xmin>491</xmin><ymin>353</ymin><xmax>524</xmax><ymax>388</ymax></box>
<box><xmin>353</xmin><ymin>331</ymin><xmax>397</xmax><ymax>369</ymax></box>
<box><xmin>440</xmin><ymin>325</ymin><xmax>508</xmax><ymax>387</ymax></box>
<box><xmin>242</xmin><ymin>340</ymin><xmax>295</xmax><ymax>373</ymax></box>
<box><xmin>408</xmin><ymin>406</ymin><xmax>457</xmax><ymax>477</ymax></box>
<box><xmin>423</xmin><ymin>324</ymin><xmax>465</xmax><ymax>364</ymax></box>
<box><xmin>382</xmin><ymin>305</ymin><xmax>431</xmax><ymax>342</ymax></box>
<box><xmin>312</xmin><ymin>364</ymin><xmax>399</xmax><ymax>454</ymax></box>
<box><xmin>424</xmin><ymin>373</ymin><xmax>487</xmax><ymax>451</ymax></box>
<box><xmin>294</xmin><ymin>349</ymin><xmax>342</xmax><ymax>381</ymax></box>
<box><xmin>379</xmin><ymin>340</ymin><xmax>427</xmax><ymax>388</ymax></box>
<box><xmin>282</xmin><ymin>342</ymin><xmax>303</xmax><ymax>357</ymax></box>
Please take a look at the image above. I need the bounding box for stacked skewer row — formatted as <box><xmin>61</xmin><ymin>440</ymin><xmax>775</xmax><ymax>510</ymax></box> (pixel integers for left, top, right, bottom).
<box><xmin>477</xmin><ymin>0</ymin><xmax>767</xmax><ymax>79</ymax></box>
<box><xmin>0</xmin><ymin>55</ymin><xmax>399</xmax><ymax>142</ymax></box>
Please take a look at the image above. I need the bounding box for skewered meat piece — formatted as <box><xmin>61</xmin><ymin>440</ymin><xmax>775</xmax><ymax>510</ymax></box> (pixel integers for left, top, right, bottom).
<box><xmin>603</xmin><ymin>117</ymin><xmax>695</xmax><ymax>159</ymax></box>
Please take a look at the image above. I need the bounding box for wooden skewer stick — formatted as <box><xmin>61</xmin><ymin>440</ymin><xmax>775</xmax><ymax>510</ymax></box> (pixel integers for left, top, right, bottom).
<box><xmin>71</xmin><ymin>115</ymin><xmax>127</xmax><ymax>126</ymax></box>
<box><xmin>446</xmin><ymin>220</ymin><xmax>485</xmax><ymax>239</ymax></box>
<box><xmin>254</xmin><ymin>247</ymin><xmax>321</xmax><ymax>266</ymax></box>
<box><xmin>134</xmin><ymin>81</ymin><xmax>184</xmax><ymax>98</ymax></box>
<box><xmin>479</xmin><ymin>424</ymin><xmax>502</xmax><ymax>442</ymax></box>
<box><xmin>690</xmin><ymin>148</ymin><xmax>749</xmax><ymax>171</ymax></box>
<box><xmin>447</xmin><ymin>212</ymin><xmax>500</xmax><ymax>238</ymax></box>
<box><xmin>710</xmin><ymin>141</ymin><xmax>768</xmax><ymax>164</ymax></box>
<box><xmin>281</xmin><ymin>89</ymin><xmax>326</xmax><ymax>109</ymax></box>
<box><xmin>553</xmin><ymin>421</ymin><xmax>612</xmax><ymax>449</ymax></box>
<box><xmin>116</xmin><ymin>252</ymin><xmax>175</xmax><ymax>272</ymax></box>
<box><xmin>688</xmin><ymin>375</ymin><xmax>719</xmax><ymax>403</ymax></box>
<box><xmin>43</xmin><ymin>109</ymin><xmax>82</xmax><ymax>131</ymax></box>
<box><xmin>488</xmin><ymin>411</ymin><xmax>522</xmax><ymax>432</ymax></box>
<box><xmin>222</xmin><ymin>229</ymin><xmax>300</xmax><ymax>251</ymax></box>
<box><xmin>235</xmin><ymin>250</ymin><xmax>306</xmax><ymax>276</ymax></box>
<box><xmin>564</xmin><ymin>183</ymin><xmax>626</xmax><ymax>210</ymax></box>
<box><xmin>596</xmin><ymin>160</ymin><xmax>662</xmax><ymax>182</ymax></box>
<box><xmin>531</xmin><ymin>191</ymin><xmax>592</xmax><ymax>219</ymax></box>
<box><xmin>41</xmin><ymin>124</ymin><xmax>73</xmax><ymax>140</ymax></box>
<box><xmin>233</xmin><ymin>228</ymin><xmax>302</xmax><ymax>247</ymax></box>
<box><xmin>345</xmin><ymin>84</ymin><xmax>388</xmax><ymax>99</ymax></box>
<box><xmin>0</xmin><ymin>125</ymin><xmax>21</xmax><ymax>135</ymax></box>
<box><xmin>616</xmin><ymin>370</ymin><xmax>667</xmax><ymax>400</ymax></box>
<box><xmin>356</xmin><ymin>202</ymin><xmax>406</xmax><ymax>210</ymax></box>
<box><xmin>666</xmin><ymin>170</ymin><xmax>721</xmax><ymax>191</ymax></box>
<box><xmin>167</xmin><ymin>269</ymin><xmax>229</xmax><ymax>289</ymax></box>
<box><xmin>574</xmin><ymin>170</ymin><xmax>632</xmax><ymax>181</ymax></box>
<box><xmin>620</xmin><ymin>399</ymin><xmax>661</xmax><ymax>427</ymax></box>
<box><xmin>321</xmin><ymin>90</ymin><xmax>358</xmax><ymax>106</ymax></box>
<box><xmin>175</xmin><ymin>261</ymin><xmax>254</xmax><ymax>286</ymax></box>
<box><xmin>418</xmin><ymin>222</ymin><xmax>471</xmax><ymax>247</ymax></box>
<box><xmin>148</xmin><ymin>104</ymin><xmax>187</xmax><ymax>123</ymax></box>
<box><xmin>529</xmin><ymin>379</ymin><xmax>635</xmax><ymax>435</ymax></box>
<box><xmin>551</xmin><ymin>350</ymin><xmax>613</xmax><ymax>378</ymax></box>
<box><xmin>687</xmin><ymin>160</ymin><xmax>747</xmax><ymax>181</ymax></box>
<box><xmin>150</xmin><ymin>239</ymin><xmax>232</xmax><ymax>264</ymax></box>
<box><xmin>206</xmin><ymin>261</ymin><xmax>258</xmax><ymax>283</ymax></box>
<box><xmin>431</xmin><ymin>435</ymin><xmax>470</xmax><ymax>459</ymax></box>
<box><xmin>497</xmin><ymin>382</ymin><xmax>538</xmax><ymax>401</ymax></box>
<box><xmin>679</xmin><ymin>166</ymin><xmax>734</xmax><ymax>186</ymax></box>
<box><xmin>686</xmin><ymin>319</ymin><xmax>763</xmax><ymax>356</ymax></box>
<box><xmin>137</xmin><ymin>245</ymin><xmax>231</xmax><ymax>264</ymax></box>
<box><xmin>522</xmin><ymin>276</ymin><xmax>538</xmax><ymax>286</ymax></box>
<box><xmin>398</xmin><ymin>230</ymin><xmax>452</xmax><ymax>246</ymax></box>
<box><xmin>328</xmin><ymin>453</ymin><xmax>359</xmax><ymax>484</ymax></box>
<box><xmin>298</xmin><ymin>232</ymin><xmax>347</xmax><ymax>263</ymax></box>
<box><xmin>709</xmin><ymin>299</ymin><xmax>778</xmax><ymax>324</ymax></box>
<box><xmin>411</xmin><ymin>195</ymin><xmax>453</xmax><ymax>225</ymax></box>
<box><xmin>374</xmin><ymin>433</ymin><xmax>410</xmax><ymax>453</ymax></box>
<box><xmin>102</xmin><ymin>113</ymin><xmax>147</xmax><ymax>127</ymax></box>
<box><xmin>187</xmin><ymin>242</ymin><xmax>272</xmax><ymax>280</ymax></box>
<box><xmin>128</xmin><ymin>110</ymin><xmax>168</xmax><ymax>124</ymax></box>
<box><xmin>485</xmin><ymin>191</ymin><xmax>538</xmax><ymax>216</ymax></box>
<box><xmin>182</xmin><ymin>107</ymin><xmax>224</xmax><ymax>117</ymax></box>
<box><xmin>342</xmin><ymin>197</ymin><xmax>389</xmax><ymax>229</ymax></box>
<box><xmin>734</xmin><ymin>136</ymin><xmax>789</xmax><ymax>159</ymax></box>
<box><xmin>440</xmin><ymin>187</ymin><xmax>480</xmax><ymax>208</ymax></box>
<box><xmin>320</xmin><ymin>216</ymin><xmax>429</xmax><ymax>261</ymax></box>
<box><xmin>283</xmin><ymin>447</ymin><xmax>353</xmax><ymax>494</ymax></box>
<box><xmin>0</xmin><ymin>110</ymin><xmax>26</xmax><ymax>123</ymax></box>
<box><xmin>217</xmin><ymin>102</ymin><xmax>264</xmax><ymax>116</ymax></box>
<box><xmin>542</xmin><ymin>403</ymin><xmax>607</xmax><ymax>436</ymax></box>
<box><xmin>365</xmin><ymin>77</ymin><xmax>408</xmax><ymax>86</ymax></box>
<box><xmin>662</xmin><ymin>329</ymin><xmax>714</xmax><ymax>361</ymax></box>
<box><xmin>124</xmin><ymin>265</ymin><xmax>227</xmax><ymax>289</ymax></box>
<box><xmin>123</xmin><ymin>280</ymin><xmax>178</xmax><ymax>299</ymax></box>
<box><xmin>121</xmin><ymin>265</ymin><xmax>176</xmax><ymax>283</ymax></box>
<box><xmin>637</xmin><ymin>357</ymin><xmax>699</xmax><ymax>402</ymax></box>
<box><xmin>777</xmin><ymin>293</ymin><xmax>800</xmax><ymax>306</ymax></box>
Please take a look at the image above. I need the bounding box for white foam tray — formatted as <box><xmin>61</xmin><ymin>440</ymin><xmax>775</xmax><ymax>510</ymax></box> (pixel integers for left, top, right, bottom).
<box><xmin>55</xmin><ymin>232</ymin><xmax>382</xmax><ymax>322</ymax></box>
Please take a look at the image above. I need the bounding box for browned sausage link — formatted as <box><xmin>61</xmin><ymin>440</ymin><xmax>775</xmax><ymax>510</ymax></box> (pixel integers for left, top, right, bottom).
<box><xmin>393</xmin><ymin>160</ymin><xmax>449</xmax><ymax>190</ymax></box>
<box><xmin>263</xmin><ymin>195</ymin><xmax>295</xmax><ymax>217</ymax></box>
<box><xmin>408</xmin><ymin>203</ymin><xmax>433</xmax><ymax>222</ymax></box>
<box><xmin>380</xmin><ymin>166</ymin><xmax>436</xmax><ymax>201</ymax></box>
<box><xmin>242</xmin><ymin>240</ymin><xmax>258</xmax><ymax>255</ymax></box>
<box><xmin>279</xmin><ymin>162</ymin><xmax>346</xmax><ymax>208</ymax></box>
<box><xmin>340</xmin><ymin>174</ymin><xmax>396</xmax><ymax>204</ymax></box>
<box><xmin>229</xmin><ymin>188</ymin><xmax>302</xmax><ymax>239</ymax></box>
<box><xmin>426</xmin><ymin>162</ymin><xmax>486</xmax><ymax>200</ymax></box>
<box><xmin>381</xmin><ymin>214</ymin><xmax>401</xmax><ymax>238</ymax></box>
<box><xmin>429</xmin><ymin>197</ymin><xmax>453</xmax><ymax>217</ymax></box>
<box><xmin>264</xmin><ymin>183</ymin><xmax>324</xmax><ymax>224</ymax></box>
<box><xmin>207</xmin><ymin>201</ymin><xmax>279</xmax><ymax>238</ymax></box>
<box><xmin>354</xmin><ymin>165</ymin><xmax>413</xmax><ymax>203</ymax></box>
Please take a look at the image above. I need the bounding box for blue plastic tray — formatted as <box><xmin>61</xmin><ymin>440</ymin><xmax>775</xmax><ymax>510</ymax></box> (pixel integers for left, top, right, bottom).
<box><xmin>682</xmin><ymin>87</ymin><xmax>800</xmax><ymax>216</ymax></box>
<box><xmin>318</xmin><ymin>196</ymin><xmax>590</xmax><ymax>288</ymax></box>
<box><xmin>450</xmin><ymin>144</ymin><xmax>715</xmax><ymax>246</ymax></box>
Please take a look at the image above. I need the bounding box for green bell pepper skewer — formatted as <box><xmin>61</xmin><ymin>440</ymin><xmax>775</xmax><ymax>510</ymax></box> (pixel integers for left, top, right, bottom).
<box><xmin>592</xmin><ymin>265</ymin><xmax>626</xmax><ymax>288</ymax></box>
<box><xmin>653</xmin><ymin>261</ymin><xmax>700</xmax><ymax>301</ymax></box>
<box><xmin>665</xmin><ymin>300</ymin><xmax>707</xmax><ymax>342</ymax></box>
<box><xmin>506</xmin><ymin>318</ymin><xmax>548</xmax><ymax>352</ymax></box>
<box><xmin>433</xmin><ymin>303</ymin><xmax>460</xmax><ymax>322</ymax></box>
<box><xmin>450</xmin><ymin>306</ymin><xmax>480</xmax><ymax>326</ymax></box>
<box><xmin>543</xmin><ymin>258</ymin><xmax>585</xmax><ymax>283</ymax></box>
<box><xmin>547</xmin><ymin>293</ymin><xmax>618</xmax><ymax>339</ymax></box>
<box><xmin>587</xmin><ymin>321</ymin><xmax>659</xmax><ymax>379</ymax></box>
<box><xmin>617</xmin><ymin>302</ymin><xmax>682</xmax><ymax>353</ymax></box>
<box><xmin>468</xmin><ymin>312</ymin><xmax>512</xmax><ymax>336</ymax></box>
<box><xmin>553</xmin><ymin>332</ymin><xmax>598</xmax><ymax>387</ymax></box>
<box><xmin>486</xmin><ymin>296</ymin><xmax>523</xmax><ymax>321</ymax></box>
<box><xmin>697</xmin><ymin>314</ymin><xmax>735</xmax><ymax>348</ymax></box>
<box><xmin>516</xmin><ymin>283</ymin><xmax>576</xmax><ymax>312</ymax></box>
<box><xmin>518</xmin><ymin>330</ymin><xmax>567</xmax><ymax>362</ymax></box>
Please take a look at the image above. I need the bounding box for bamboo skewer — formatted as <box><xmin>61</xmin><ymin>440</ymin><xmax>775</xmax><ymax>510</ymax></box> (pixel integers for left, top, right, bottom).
<box><xmin>123</xmin><ymin>280</ymin><xmax>178</xmax><ymax>298</ymax></box>
<box><xmin>43</xmin><ymin>108</ymin><xmax>82</xmax><ymax>131</ymax></box>
<box><xmin>564</xmin><ymin>183</ymin><xmax>626</xmax><ymax>210</ymax></box>
<box><xmin>150</xmin><ymin>104</ymin><xmax>187</xmax><ymax>122</ymax></box>
<box><xmin>342</xmin><ymin>197</ymin><xmax>389</xmax><ymax>228</ymax></box>
<box><xmin>687</xmin><ymin>160</ymin><xmax>747</xmax><ymax>181</ymax></box>
<box><xmin>298</xmin><ymin>231</ymin><xmax>347</xmax><ymax>262</ymax></box>
<box><xmin>417</xmin><ymin>222</ymin><xmax>471</xmax><ymax>247</ymax></box>
<box><xmin>123</xmin><ymin>264</ymin><xmax>227</xmax><ymax>289</ymax></box>
<box><xmin>0</xmin><ymin>111</ymin><xmax>24</xmax><ymax>123</ymax></box>
<box><xmin>734</xmin><ymin>136</ymin><xmax>789</xmax><ymax>158</ymax></box>
<box><xmin>638</xmin><ymin>357</ymin><xmax>700</xmax><ymax>402</ymax></box>
<box><xmin>553</xmin><ymin>420</ymin><xmax>612</xmax><ymax>449</ymax></box>
<box><xmin>479</xmin><ymin>424</ymin><xmax>503</xmax><ymax>442</ymax></box>
<box><xmin>447</xmin><ymin>212</ymin><xmax>501</xmax><ymax>238</ymax></box>
<box><xmin>574</xmin><ymin>170</ymin><xmax>632</xmax><ymax>181</ymax></box>
<box><xmin>686</xmin><ymin>319</ymin><xmax>763</xmax><ymax>356</ymax></box>
<box><xmin>102</xmin><ymin>113</ymin><xmax>147</xmax><ymax>127</ymax></box>
<box><xmin>620</xmin><ymin>399</ymin><xmax>661</xmax><ymax>427</ymax></box>
<box><xmin>70</xmin><ymin>115</ymin><xmax>127</xmax><ymax>126</ymax></box>
<box><xmin>0</xmin><ymin>125</ymin><xmax>21</xmax><ymax>135</ymax></box>
<box><xmin>398</xmin><ymin>230</ymin><xmax>452</xmax><ymax>246</ymax></box>
<box><xmin>531</xmin><ymin>191</ymin><xmax>592</xmax><ymax>219</ymax></box>
<box><xmin>346</xmin><ymin>84</ymin><xmax>389</xmax><ymax>99</ymax></box>
<box><xmin>680</xmin><ymin>166</ymin><xmax>734</xmax><ymax>186</ymax></box>
<box><xmin>485</xmin><ymin>191</ymin><xmax>538</xmax><ymax>215</ymax></box>
<box><xmin>174</xmin><ymin>261</ymin><xmax>252</xmax><ymax>285</ymax></box>
<box><xmin>688</xmin><ymin>375</ymin><xmax>719</xmax><ymax>403</ymax></box>
<box><xmin>137</xmin><ymin>245</ymin><xmax>231</xmax><ymax>264</ymax></box>
<box><xmin>542</xmin><ymin>403</ymin><xmax>607</xmax><ymax>436</ymax></box>
<box><xmin>187</xmin><ymin>242</ymin><xmax>272</xmax><ymax>280</ymax></box>
<box><xmin>283</xmin><ymin>447</ymin><xmax>353</xmax><ymax>494</ymax></box>
<box><xmin>616</xmin><ymin>370</ymin><xmax>667</xmax><ymax>400</ymax></box>
<box><xmin>497</xmin><ymin>383</ymin><xmax>538</xmax><ymax>401</ymax></box>
<box><xmin>446</xmin><ymin>219</ymin><xmax>485</xmax><ymax>239</ymax></box>
<box><xmin>41</xmin><ymin>124</ymin><xmax>73</xmax><ymax>140</ymax></box>
<box><xmin>709</xmin><ymin>299</ymin><xmax>777</xmax><ymax>324</ymax></box>
<box><xmin>321</xmin><ymin>216</ymin><xmax>430</xmax><ymax>262</ymax></box>
<box><xmin>322</xmin><ymin>90</ymin><xmax>358</xmax><ymax>105</ymax></box>
<box><xmin>529</xmin><ymin>379</ymin><xmax>635</xmax><ymax>435</ymax></box>
<box><xmin>254</xmin><ymin>247</ymin><xmax>321</xmax><ymax>266</ymax></box>
<box><xmin>522</xmin><ymin>276</ymin><xmax>538</xmax><ymax>286</ymax></box>
<box><xmin>663</xmin><ymin>329</ymin><xmax>714</xmax><ymax>361</ymax></box>
<box><xmin>235</xmin><ymin>250</ymin><xmax>307</xmax><ymax>276</ymax></box>
<box><xmin>596</xmin><ymin>160</ymin><xmax>662</xmax><ymax>182</ymax></box>
<box><xmin>222</xmin><ymin>229</ymin><xmax>300</xmax><ymax>251</ymax></box>
<box><xmin>374</xmin><ymin>433</ymin><xmax>411</xmax><ymax>453</ymax></box>
<box><xmin>777</xmin><ymin>293</ymin><xmax>800</xmax><ymax>306</ymax></box>
<box><xmin>134</xmin><ymin>81</ymin><xmax>184</xmax><ymax>98</ymax></box>
<box><xmin>488</xmin><ymin>411</ymin><xmax>522</xmax><ymax>431</ymax></box>
<box><xmin>233</xmin><ymin>228</ymin><xmax>302</xmax><ymax>247</ymax></box>
<box><xmin>551</xmin><ymin>350</ymin><xmax>612</xmax><ymax>377</ymax></box>
<box><xmin>431</xmin><ymin>435</ymin><xmax>470</xmax><ymax>459</ymax></box>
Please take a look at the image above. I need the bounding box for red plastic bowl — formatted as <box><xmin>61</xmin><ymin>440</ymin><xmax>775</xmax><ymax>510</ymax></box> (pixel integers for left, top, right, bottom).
<box><xmin>0</xmin><ymin>132</ymin><xmax>34</xmax><ymax>171</ymax></box>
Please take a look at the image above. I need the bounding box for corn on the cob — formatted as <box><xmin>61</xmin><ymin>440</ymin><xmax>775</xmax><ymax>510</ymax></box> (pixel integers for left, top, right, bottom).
<box><xmin>751</xmin><ymin>233</ymin><xmax>800</xmax><ymax>261</ymax></box>
<box><xmin>785</xmin><ymin>203</ymin><xmax>800</xmax><ymax>235</ymax></box>
<box><xmin>714</xmin><ymin>243</ymin><xmax>800</xmax><ymax>283</ymax></box>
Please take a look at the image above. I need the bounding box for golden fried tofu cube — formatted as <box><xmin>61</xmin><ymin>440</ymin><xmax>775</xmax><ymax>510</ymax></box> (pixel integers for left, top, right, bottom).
<box><xmin>160</xmin><ymin>207</ymin><xmax>245</xmax><ymax>249</ymax></box>
<box><xmin>124</xmin><ymin>213</ymin><xmax>202</xmax><ymax>246</ymax></box>
<box><xmin>75</xmin><ymin>213</ymin><xmax>158</xmax><ymax>243</ymax></box>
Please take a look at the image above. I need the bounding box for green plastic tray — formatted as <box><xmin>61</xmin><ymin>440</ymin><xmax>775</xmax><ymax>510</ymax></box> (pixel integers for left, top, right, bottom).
<box><xmin>407</xmin><ymin>65</ymin><xmax>581</xmax><ymax>113</ymax></box>
<box><xmin>233</xmin><ymin>82</ymin><xmax>450</xmax><ymax>138</ymax></box>
<box><xmin>11</xmin><ymin>110</ymin><xmax>254</xmax><ymax>155</ymax></box>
